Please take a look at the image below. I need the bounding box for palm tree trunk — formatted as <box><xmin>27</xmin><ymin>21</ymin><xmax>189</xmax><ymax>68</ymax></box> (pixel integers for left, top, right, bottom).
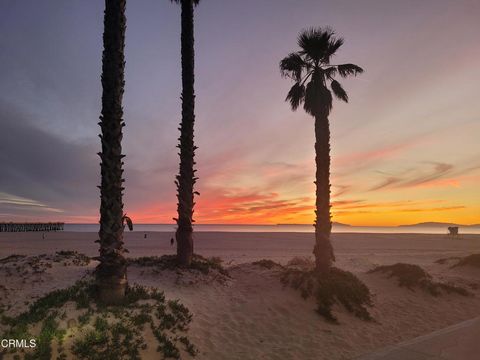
<box><xmin>96</xmin><ymin>0</ymin><xmax>128</xmax><ymax>303</ymax></box>
<box><xmin>175</xmin><ymin>0</ymin><xmax>196</xmax><ymax>267</ymax></box>
<box><xmin>313</xmin><ymin>112</ymin><xmax>335</xmax><ymax>272</ymax></box>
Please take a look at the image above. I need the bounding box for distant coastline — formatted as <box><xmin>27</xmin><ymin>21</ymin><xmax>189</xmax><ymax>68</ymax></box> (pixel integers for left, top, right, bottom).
<box><xmin>59</xmin><ymin>222</ymin><xmax>480</xmax><ymax>234</ymax></box>
<box><xmin>397</xmin><ymin>221</ymin><xmax>480</xmax><ymax>228</ymax></box>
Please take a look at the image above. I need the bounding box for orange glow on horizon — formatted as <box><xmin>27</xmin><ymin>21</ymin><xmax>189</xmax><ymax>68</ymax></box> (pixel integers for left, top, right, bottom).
<box><xmin>115</xmin><ymin>194</ymin><xmax>479</xmax><ymax>227</ymax></box>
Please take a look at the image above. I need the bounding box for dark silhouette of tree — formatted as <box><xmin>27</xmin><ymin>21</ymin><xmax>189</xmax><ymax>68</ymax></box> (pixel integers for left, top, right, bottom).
<box><xmin>96</xmin><ymin>0</ymin><xmax>129</xmax><ymax>303</ymax></box>
<box><xmin>171</xmin><ymin>0</ymin><xmax>200</xmax><ymax>267</ymax></box>
<box><xmin>280</xmin><ymin>27</ymin><xmax>363</xmax><ymax>273</ymax></box>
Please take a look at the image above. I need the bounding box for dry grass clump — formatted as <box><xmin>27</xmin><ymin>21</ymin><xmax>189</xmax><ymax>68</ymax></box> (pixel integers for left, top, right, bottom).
<box><xmin>281</xmin><ymin>267</ymin><xmax>373</xmax><ymax>323</ymax></box>
<box><xmin>369</xmin><ymin>263</ymin><xmax>471</xmax><ymax>296</ymax></box>
<box><xmin>0</xmin><ymin>254</ymin><xmax>27</xmax><ymax>264</ymax></box>
<box><xmin>286</xmin><ymin>256</ymin><xmax>315</xmax><ymax>270</ymax></box>
<box><xmin>451</xmin><ymin>254</ymin><xmax>480</xmax><ymax>269</ymax></box>
<box><xmin>0</xmin><ymin>252</ymin><xmax>91</xmax><ymax>279</ymax></box>
<box><xmin>434</xmin><ymin>257</ymin><xmax>460</xmax><ymax>265</ymax></box>
<box><xmin>53</xmin><ymin>250</ymin><xmax>91</xmax><ymax>266</ymax></box>
<box><xmin>128</xmin><ymin>254</ymin><xmax>229</xmax><ymax>277</ymax></box>
<box><xmin>252</xmin><ymin>259</ymin><xmax>283</xmax><ymax>269</ymax></box>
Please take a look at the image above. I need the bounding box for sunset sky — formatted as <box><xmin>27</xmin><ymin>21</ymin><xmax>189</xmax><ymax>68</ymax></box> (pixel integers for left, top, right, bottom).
<box><xmin>1</xmin><ymin>0</ymin><xmax>479</xmax><ymax>226</ymax></box>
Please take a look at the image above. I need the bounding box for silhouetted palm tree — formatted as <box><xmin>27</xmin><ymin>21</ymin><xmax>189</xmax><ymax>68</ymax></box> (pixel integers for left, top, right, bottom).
<box><xmin>96</xmin><ymin>0</ymin><xmax>129</xmax><ymax>303</ymax></box>
<box><xmin>280</xmin><ymin>27</ymin><xmax>363</xmax><ymax>273</ymax></box>
<box><xmin>171</xmin><ymin>0</ymin><xmax>201</xmax><ymax>267</ymax></box>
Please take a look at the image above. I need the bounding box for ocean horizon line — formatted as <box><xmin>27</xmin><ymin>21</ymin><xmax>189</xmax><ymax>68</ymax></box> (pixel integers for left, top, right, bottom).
<box><xmin>63</xmin><ymin>222</ymin><xmax>480</xmax><ymax>227</ymax></box>
<box><xmin>58</xmin><ymin>223</ymin><xmax>480</xmax><ymax>235</ymax></box>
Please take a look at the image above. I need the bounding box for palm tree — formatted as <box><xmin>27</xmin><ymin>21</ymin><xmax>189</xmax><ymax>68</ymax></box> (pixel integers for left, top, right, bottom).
<box><xmin>170</xmin><ymin>0</ymin><xmax>201</xmax><ymax>267</ymax></box>
<box><xmin>96</xmin><ymin>0</ymin><xmax>129</xmax><ymax>303</ymax></box>
<box><xmin>280</xmin><ymin>27</ymin><xmax>363</xmax><ymax>273</ymax></box>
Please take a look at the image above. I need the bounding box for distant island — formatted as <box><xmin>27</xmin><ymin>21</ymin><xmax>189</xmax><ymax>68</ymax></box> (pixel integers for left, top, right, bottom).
<box><xmin>397</xmin><ymin>222</ymin><xmax>480</xmax><ymax>228</ymax></box>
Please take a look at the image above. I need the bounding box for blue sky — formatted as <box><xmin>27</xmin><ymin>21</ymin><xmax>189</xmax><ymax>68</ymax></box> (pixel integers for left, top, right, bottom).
<box><xmin>1</xmin><ymin>0</ymin><xmax>479</xmax><ymax>225</ymax></box>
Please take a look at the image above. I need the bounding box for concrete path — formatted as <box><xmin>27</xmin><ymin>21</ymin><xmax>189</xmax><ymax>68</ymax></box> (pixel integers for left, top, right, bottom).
<box><xmin>356</xmin><ymin>316</ymin><xmax>480</xmax><ymax>360</ymax></box>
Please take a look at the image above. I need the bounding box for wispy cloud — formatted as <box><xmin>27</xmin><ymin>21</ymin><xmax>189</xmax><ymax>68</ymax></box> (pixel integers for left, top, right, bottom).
<box><xmin>193</xmin><ymin>187</ymin><xmax>313</xmax><ymax>224</ymax></box>
<box><xmin>369</xmin><ymin>161</ymin><xmax>479</xmax><ymax>191</ymax></box>
<box><xmin>398</xmin><ymin>206</ymin><xmax>465</xmax><ymax>213</ymax></box>
<box><xmin>335</xmin><ymin>139</ymin><xmax>417</xmax><ymax>169</ymax></box>
<box><xmin>331</xmin><ymin>198</ymin><xmax>466</xmax><ymax>214</ymax></box>
<box><xmin>401</xmin><ymin>162</ymin><xmax>454</xmax><ymax>187</ymax></box>
<box><xmin>0</xmin><ymin>192</ymin><xmax>63</xmax><ymax>213</ymax></box>
<box><xmin>332</xmin><ymin>185</ymin><xmax>351</xmax><ymax>198</ymax></box>
<box><xmin>369</xmin><ymin>176</ymin><xmax>402</xmax><ymax>191</ymax></box>
<box><xmin>333</xmin><ymin>203</ymin><xmax>466</xmax><ymax>217</ymax></box>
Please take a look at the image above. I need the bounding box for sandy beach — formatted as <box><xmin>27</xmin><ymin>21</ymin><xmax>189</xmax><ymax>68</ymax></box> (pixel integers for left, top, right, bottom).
<box><xmin>1</xmin><ymin>231</ymin><xmax>479</xmax><ymax>359</ymax></box>
<box><xmin>2</xmin><ymin>0</ymin><xmax>479</xmax><ymax>358</ymax></box>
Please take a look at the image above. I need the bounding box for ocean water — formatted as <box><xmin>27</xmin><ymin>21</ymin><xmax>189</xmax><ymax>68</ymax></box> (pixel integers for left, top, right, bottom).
<box><xmin>64</xmin><ymin>224</ymin><xmax>480</xmax><ymax>234</ymax></box>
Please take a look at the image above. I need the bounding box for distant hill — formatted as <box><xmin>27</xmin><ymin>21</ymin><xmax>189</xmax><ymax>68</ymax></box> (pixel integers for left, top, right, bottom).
<box><xmin>398</xmin><ymin>222</ymin><xmax>480</xmax><ymax>228</ymax></box>
<box><xmin>332</xmin><ymin>222</ymin><xmax>352</xmax><ymax>227</ymax></box>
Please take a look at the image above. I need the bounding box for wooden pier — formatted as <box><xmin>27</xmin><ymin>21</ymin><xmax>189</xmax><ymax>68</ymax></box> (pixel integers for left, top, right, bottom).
<box><xmin>0</xmin><ymin>222</ymin><xmax>64</xmax><ymax>232</ymax></box>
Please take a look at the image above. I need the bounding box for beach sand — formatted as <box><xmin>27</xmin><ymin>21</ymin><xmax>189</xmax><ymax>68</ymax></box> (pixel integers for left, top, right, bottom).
<box><xmin>1</xmin><ymin>231</ymin><xmax>479</xmax><ymax>359</ymax></box>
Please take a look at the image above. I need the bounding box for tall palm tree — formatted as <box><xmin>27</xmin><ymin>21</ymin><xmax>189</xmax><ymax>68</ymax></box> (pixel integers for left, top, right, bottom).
<box><xmin>280</xmin><ymin>27</ymin><xmax>363</xmax><ymax>273</ymax></box>
<box><xmin>96</xmin><ymin>0</ymin><xmax>129</xmax><ymax>303</ymax></box>
<box><xmin>171</xmin><ymin>0</ymin><xmax>200</xmax><ymax>267</ymax></box>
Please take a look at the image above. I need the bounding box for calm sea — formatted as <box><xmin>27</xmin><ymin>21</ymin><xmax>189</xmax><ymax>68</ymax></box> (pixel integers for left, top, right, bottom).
<box><xmin>64</xmin><ymin>224</ymin><xmax>480</xmax><ymax>234</ymax></box>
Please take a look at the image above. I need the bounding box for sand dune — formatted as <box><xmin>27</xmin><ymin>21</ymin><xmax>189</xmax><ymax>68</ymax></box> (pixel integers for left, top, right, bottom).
<box><xmin>1</xmin><ymin>232</ymin><xmax>479</xmax><ymax>359</ymax></box>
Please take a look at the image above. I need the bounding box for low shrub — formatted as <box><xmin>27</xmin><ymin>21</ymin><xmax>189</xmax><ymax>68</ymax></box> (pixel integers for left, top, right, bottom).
<box><xmin>281</xmin><ymin>267</ymin><xmax>373</xmax><ymax>323</ymax></box>
<box><xmin>451</xmin><ymin>254</ymin><xmax>480</xmax><ymax>269</ymax></box>
<box><xmin>252</xmin><ymin>259</ymin><xmax>282</xmax><ymax>269</ymax></box>
<box><xmin>1</xmin><ymin>281</ymin><xmax>197</xmax><ymax>360</ymax></box>
<box><xmin>286</xmin><ymin>257</ymin><xmax>315</xmax><ymax>270</ymax></box>
<box><xmin>369</xmin><ymin>263</ymin><xmax>471</xmax><ymax>296</ymax></box>
<box><xmin>128</xmin><ymin>254</ymin><xmax>229</xmax><ymax>277</ymax></box>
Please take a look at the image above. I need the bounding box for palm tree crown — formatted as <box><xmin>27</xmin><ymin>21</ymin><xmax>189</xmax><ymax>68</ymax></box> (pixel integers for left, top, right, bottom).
<box><xmin>280</xmin><ymin>27</ymin><xmax>363</xmax><ymax>116</ymax></box>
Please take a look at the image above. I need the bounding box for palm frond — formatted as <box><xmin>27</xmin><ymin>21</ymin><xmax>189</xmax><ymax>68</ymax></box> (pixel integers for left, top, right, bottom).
<box><xmin>337</xmin><ymin>63</ymin><xmax>364</xmax><ymax>77</ymax></box>
<box><xmin>322</xmin><ymin>37</ymin><xmax>344</xmax><ymax>64</ymax></box>
<box><xmin>304</xmin><ymin>80</ymin><xmax>332</xmax><ymax>116</ymax></box>
<box><xmin>330</xmin><ymin>80</ymin><xmax>348</xmax><ymax>102</ymax></box>
<box><xmin>122</xmin><ymin>214</ymin><xmax>133</xmax><ymax>231</ymax></box>
<box><xmin>298</xmin><ymin>27</ymin><xmax>335</xmax><ymax>62</ymax></box>
<box><xmin>286</xmin><ymin>82</ymin><xmax>306</xmax><ymax>110</ymax></box>
<box><xmin>280</xmin><ymin>53</ymin><xmax>305</xmax><ymax>81</ymax></box>
<box><xmin>323</xmin><ymin>67</ymin><xmax>337</xmax><ymax>80</ymax></box>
